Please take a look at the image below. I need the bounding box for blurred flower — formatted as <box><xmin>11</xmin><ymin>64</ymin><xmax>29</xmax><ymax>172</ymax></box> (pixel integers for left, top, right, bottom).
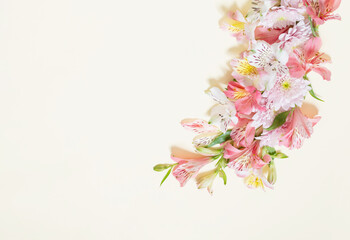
<box><xmin>195</xmin><ymin>169</ymin><xmax>218</xmax><ymax>195</ymax></box>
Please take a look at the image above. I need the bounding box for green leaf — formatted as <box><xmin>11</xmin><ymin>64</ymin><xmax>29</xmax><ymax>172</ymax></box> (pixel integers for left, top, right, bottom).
<box><xmin>153</xmin><ymin>164</ymin><xmax>173</xmax><ymax>172</ymax></box>
<box><xmin>264</xmin><ymin>146</ymin><xmax>277</xmax><ymax>155</ymax></box>
<box><xmin>215</xmin><ymin>155</ymin><xmax>227</xmax><ymax>169</ymax></box>
<box><xmin>308</xmin><ymin>15</ymin><xmax>319</xmax><ymax>37</ymax></box>
<box><xmin>265</xmin><ymin>110</ymin><xmax>292</xmax><ymax>131</ymax></box>
<box><xmin>207</xmin><ymin>130</ymin><xmax>232</xmax><ymax>147</ymax></box>
<box><xmin>218</xmin><ymin>169</ymin><xmax>227</xmax><ymax>185</ymax></box>
<box><xmin>309</xmin><ymin>87</ymin><xmax>324</xmax><ymax>102</ymax></box>
<box><xmin>275</xmin><ymin>152</ymin><xmax>289</xmax><ymax>159</ymax></box>
<box><xmin>160</xmin><ymin>167</ymin><xmax>172</xmax><ymax>186</ymax></box>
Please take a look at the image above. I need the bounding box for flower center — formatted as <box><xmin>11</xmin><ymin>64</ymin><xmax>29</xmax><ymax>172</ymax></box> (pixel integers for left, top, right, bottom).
<box><xmin>227</xmin><ymin>20</ymin><xmax>245</xmax><ymax>33</ymax></box>
<box><xmin>281</xmin><ymin>79</ymin><xmax>291</xmax><ymax>90</ymax></box>
<box><xmin>245</xmin><ymin>174</ymin><xmax>264</xmax><ymax>189</ymax></box>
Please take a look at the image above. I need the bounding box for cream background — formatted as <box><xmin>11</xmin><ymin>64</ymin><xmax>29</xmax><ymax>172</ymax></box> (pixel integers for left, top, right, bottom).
<box><xmin>0</xmin><ymin>0</ymin><xmax>349</xmax><ymax>239</ymax></box>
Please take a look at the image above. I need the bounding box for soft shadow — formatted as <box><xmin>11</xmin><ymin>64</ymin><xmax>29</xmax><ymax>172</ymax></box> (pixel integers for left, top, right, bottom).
<box><xmin>301</xmin><ymin>102</ymin><xmax>319</xmax><ymax>118</ymax></box>
<box><xmin>207</xmin><ymin>62</ymin><xmax>233</xmax><ymax>89</ymax></box>
<box><xmin>170</xmin><ymin>146</ymin><xmax>204</xmax><ymax>158</ymax></box>
<box><xmin>217</xmin><ymin>1</ymin><xmax>252</xmax><ymax>27</ymax></box>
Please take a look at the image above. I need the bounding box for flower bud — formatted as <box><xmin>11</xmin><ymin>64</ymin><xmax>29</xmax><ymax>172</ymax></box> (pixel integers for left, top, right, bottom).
<box><xmin>153</xmin><ymin>164</ymin><xmax>173</xmax><ymax>172</ymax></box>
<box><xmin>267</xmin><ymin>160</ymin><xmax>277</xmax><ymax>185</ymax></box>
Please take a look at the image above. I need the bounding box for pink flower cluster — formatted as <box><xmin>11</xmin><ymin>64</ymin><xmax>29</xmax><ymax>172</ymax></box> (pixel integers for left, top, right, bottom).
<box><xmin>154</xmin><ymin>0</ymin><xmax>341</xmax><ymax>194</ymax></box>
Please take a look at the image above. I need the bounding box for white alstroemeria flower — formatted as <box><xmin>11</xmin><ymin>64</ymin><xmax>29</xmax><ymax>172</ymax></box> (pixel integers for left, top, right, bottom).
<box><xmin>281</xmin><ymin>0</ymin><xmax>303</xmax><ymax>8</ymax></box>
<box><xmin>180</xmin><ymin>118</ymin><xmax>220</xmax><ymax>148</ymax></box>
<box><xmin>206</xmin><ymin>87</ymin><xmax>238</xmax><ymax>133</ymax></box>
<box><xmin>248</xmin><ymin>0</ymin><xmax>279</xmax><ymax>21</ymax></box>
<box><xmin>247</xmin><ymin>41</ymin><xmax>289</xmax><ymax>88</ymax></box>
<box><xmin>195</xmin><ymin>169</ymin><xmax>218</xmax><ymax>195</ymax></box>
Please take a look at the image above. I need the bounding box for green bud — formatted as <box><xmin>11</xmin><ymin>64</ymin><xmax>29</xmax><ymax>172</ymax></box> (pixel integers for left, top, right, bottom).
<box><xmin>262</xmin><ymin>146</ymin><xmax>276</xmax><ymax>156</ymax></box>
<box><xmin>153</xmin><ymin>164</ymin><xmax>173</xmax><ymax>172</ymax></box>
<box><xmin>267</xmin><ymin>160</ymin><xmax>277</xmax><ymax>185</ymax></box>
<box><xmin>275</xmin><ymin>152</ymin><xmax>288</xmax><ymax>159</ymax></box>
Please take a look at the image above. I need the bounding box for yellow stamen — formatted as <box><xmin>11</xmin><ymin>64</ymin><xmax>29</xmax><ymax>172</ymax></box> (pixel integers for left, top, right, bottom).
<box><xmin>227</xmin><ymin>20</ymin><xmax>245</xmax><ymax>33</ymax></box>
<box><xmin>278</xmin><ymin>16</ymin><xmax>286</xmax><ymax>21</ymax></box>
<box><xmin>245</xmin><ymin>174</ymin><xmax>264</xmax><ymax>189</ymax></box>
<box><xmin>233</xmin><ymin>89</ymin><xmax>249</xmax><ymax>100</ymax></box>
<box><xmin>235</xmin><ymin>58</ymin><xmax>258</xmax><ymax>76</ymax></box>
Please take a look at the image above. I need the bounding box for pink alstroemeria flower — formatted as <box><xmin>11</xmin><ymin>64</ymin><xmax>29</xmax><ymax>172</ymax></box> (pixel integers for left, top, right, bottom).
<box><xmin>224</xmin><ymin>81</ymin><xmax>265</xmax><ymax>115</ymax></box>
<box><xmin>230</xmin><ymin>118</ymin><xmax>256</xmax><ymax>148</ymax></box>
<box><xmin>255</xmin><ymin>26</ymin><xmax>289</xmax><ymax>45</ymax></box>
<box><xmin>280</xmin><ymin>107</ymin><xmax>321</xmax><ymax>149</ymax></box>
<box><xmin>287</xmin><ymin>37</ymin><xmax>331</xmax><ymax>81</ymax></box>
<box><xmin>303</xmin><ymin>0</ymin><xmax>341</xmax><ymax>25</ymax></box>
<box><xmin>171</xmin><ymin>156</ymin><xmax>212</xmax><ymax>187</ymax></box>
<box><xmin>224</xmin><ymin>141</ymin><xmax>271</xmax><ymax>172</ymax></box>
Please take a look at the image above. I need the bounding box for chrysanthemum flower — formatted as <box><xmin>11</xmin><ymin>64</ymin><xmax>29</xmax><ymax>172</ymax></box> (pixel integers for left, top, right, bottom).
<box><xmin>260</xmin><ymin>7</ymin><xmax>304</xmax><ymax>29</ymax></box>
<box><xmin>263</xmin><ymin>74</ymin><xmax>311</xmax><ymax>111</ymax></box>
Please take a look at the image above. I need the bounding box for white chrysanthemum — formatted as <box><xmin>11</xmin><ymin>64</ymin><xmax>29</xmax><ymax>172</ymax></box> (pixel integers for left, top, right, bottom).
<box><xmin>257</xmin><ymin>128</ymin><xmax>283</xmax><ymax>147</ymax></box>
<box><xmin>263</xmin><ymin>75</ymin><xmax>311</xmax><ymax>111</ymax></box>
<box><xmin>252</xmin><ymin>102</ymin><xmax>277</xmax><ymax>129</ymax></box>
<box><xmin>260</xmin><ymin>7</ymin><xmax>304</xmax><ymax>29</ymax></box>
<box><xmin>279</xmin><ymin>21</ymin><xmax>312</xmax><ymax>51</ymax></box>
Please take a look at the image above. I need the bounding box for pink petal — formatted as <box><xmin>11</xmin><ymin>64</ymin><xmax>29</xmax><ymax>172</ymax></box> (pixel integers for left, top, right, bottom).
<box><xmin>304</xmin><ymin>37</ymin><xmax>322</xmax><ymax>60</ymax></box>
<box><xmin>312</xmin><ymin>66</ymin><xmax>331</xmax><ymax>81</ymax></box>
<box><xmin>255</xmin><ymin>26</ymin><xmax>289</xmax><ymax>45</ymax></box>
<box><xmin>287</xmin><ymin>54</ymin><xmax>305</xmax><ymax>78</ymax></box>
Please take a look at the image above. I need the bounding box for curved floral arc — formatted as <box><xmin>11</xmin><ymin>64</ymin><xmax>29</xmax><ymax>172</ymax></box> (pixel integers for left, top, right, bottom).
<box><xmin>153</xmin><ymin>0</ymin><xmax>341</xmax><ymax>194</ymax></box>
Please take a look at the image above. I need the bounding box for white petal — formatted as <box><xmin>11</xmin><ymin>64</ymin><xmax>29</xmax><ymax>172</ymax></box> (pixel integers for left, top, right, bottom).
<box><xmin>206</xmin><ymin>87</ymin><xmax>229</xmax><ymax>104</ymax></box>
<box><xmin>193</xmin><ymin>132</ymin><xmax>220</xmax><ymax>147</ymax></box>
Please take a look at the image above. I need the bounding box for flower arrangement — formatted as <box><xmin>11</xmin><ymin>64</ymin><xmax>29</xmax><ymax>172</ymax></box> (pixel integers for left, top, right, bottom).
<box><xmin>153</xmin><ymin>0</ymin><xmax>341</xmax><ymax>194</ymax></box>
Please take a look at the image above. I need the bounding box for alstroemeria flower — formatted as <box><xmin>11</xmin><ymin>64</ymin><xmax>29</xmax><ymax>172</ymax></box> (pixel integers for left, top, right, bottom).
<box><xmin>259</xmin><ymin>107</ymin><xmax>321</xmax><ymax>149</ymax></box>
<box><xmin>303</xmin><ymin>0</ymin><xmax>341</xmax><ymax>25</ymax></box>
<box><xmin>171</xmin><ymin>155</ymin><xmax>212</xmax><ymax>187</ymax></box>
<box><xmin>263</xmin><ymin>74</ymin><xmax>311</xmax><ymax>111</ymax></box>
<box><xmin>224</xmin><ymin>141</ymin><xmax>270</xmax><ymax>172</ymax></box>
<box><xmin>238</xmin><ymin>168</ymin><xmax>274</xmax><ymax>190</ymax></box>
<box><xmin>280</xmin><ymin>107</ymin><xmax>321</xmax><ymax>149</ymax></box>
<box><xmin>248</xmin><ymin>41</ymin><xmax>289</xmax><ymax>78</ymax></box>
<box><xmin>181</xmin><ymin>119</ymin><xmax>220</xmax><ymax>147</ymax></box>
<box><xmin>287</xmin><ymin>37</ymin><xmax>331</xmax><ymax>81</ymax></box>
<box><xmin>255</xmin><ymin>26</ymin><xmax>290</xmax><ymax>45</ymax></box>
<box><xmin>260</xmin><ymin>7</ymin><xmax>304</xmax><ymax>29</ymax></box>
<box><xmin>249</xmin><ymin>0</ymin><xmax>279</xmax><ymax>21</ymax></box>
<box><xmin>222</xmin><ymin>10</ymin><xmax>256</xmax><ymax>41</ymax></box>
<box><xmin>224</xmin><ymin>81</ymin><xmax>265</xmax><ymax>115</ymax></box>
<box><xmin>282</xmin><ymin>0</ymin><xmax>304</xmax><ymax>8</ymax></box>
<box><xmin>230</xmin><ymin>118</ymin><xmax>256</xmax><ymax>148</ymax></box>
<box><xmin>206</xmin><ymin>87</ymin><xmax>238</xmax><ymax>133</ymax></box>
<box><xmin>195</xmin><ymin>169</ymin><xmax>218</xmax><ymax>195</ymax></box>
